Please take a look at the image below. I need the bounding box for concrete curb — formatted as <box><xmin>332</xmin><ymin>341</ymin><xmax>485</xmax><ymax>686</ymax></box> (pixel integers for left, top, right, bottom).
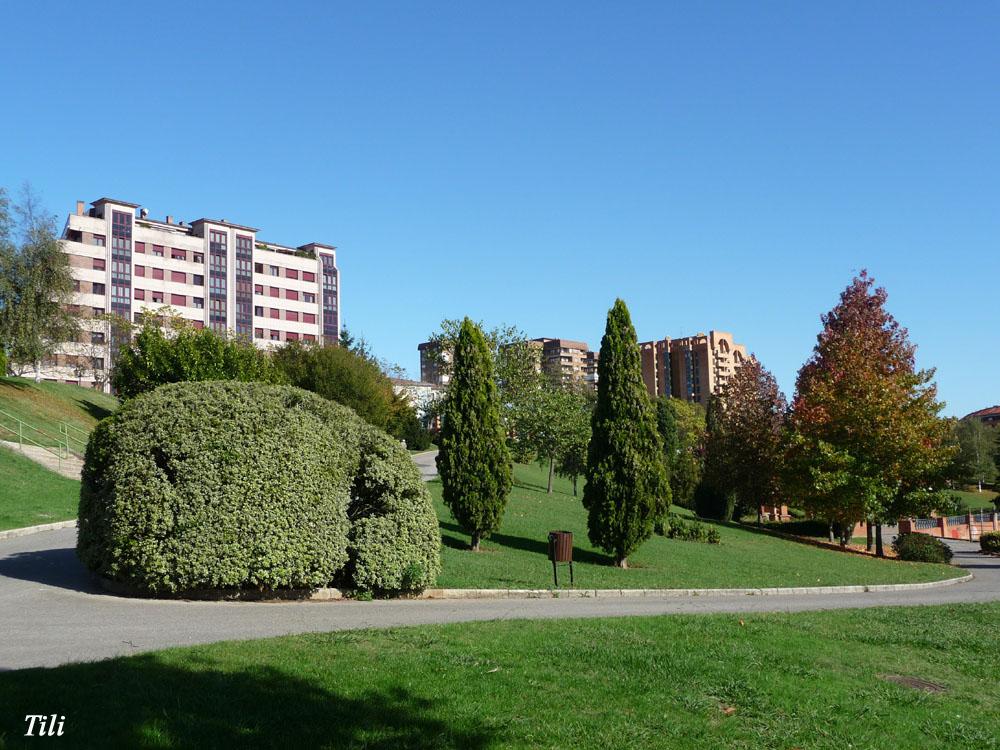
<box><xmin>300</xmin><ymin>573</ymin><xmax>974</xmax><ymax>602</ymax></box>
<box><xmin>0</xmin><ymin>519</ymin><xmax>77</xmax><ymax>541</ymax></box>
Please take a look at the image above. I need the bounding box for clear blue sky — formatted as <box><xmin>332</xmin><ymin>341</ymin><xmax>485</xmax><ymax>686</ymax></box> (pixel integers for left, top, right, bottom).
<box><xmin>2</xmin><ymin>2</ymin><xmax>997</xmax><ymax>417</ymax></box>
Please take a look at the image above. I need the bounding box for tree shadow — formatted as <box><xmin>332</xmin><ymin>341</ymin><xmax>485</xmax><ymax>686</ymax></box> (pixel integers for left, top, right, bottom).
<box><xmin>438</xmin><ymin>521</ymin><xmax>611</xmax><ymax>566</ymax></box>
<box><xmin>0</xmin><ymin>655</ymin><xmax>494</xmax><ymax>748</ymax></box>
<box><xmin>0</xmin><ymin>546</ymin><xmax>102</xmax><ymax>594</ymax></box>
<box><xmin>72</xmin><ymin>397</ymin><xmax>114</xmax><ymax>422</ymax></box>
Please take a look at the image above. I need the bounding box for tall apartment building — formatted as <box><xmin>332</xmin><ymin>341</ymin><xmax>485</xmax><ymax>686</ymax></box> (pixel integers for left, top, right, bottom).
<box><xmin>417</xmin><ymin>341</ymin><xmax>450</xmax><ymax>386</ymax></box>
<box><xmin>639</xmin><ymin>331</ymin><xmax>747</xmax><ymax>405</ymax></box>
<box><xmin>44</xmin><ymin>197</ymin><xmax>340</xmax><ymax>389</ymax></box>
<box><xmin>529</xmin><ymin>338</ymin><xmax>598</xmax><ymax>388</ymax></box>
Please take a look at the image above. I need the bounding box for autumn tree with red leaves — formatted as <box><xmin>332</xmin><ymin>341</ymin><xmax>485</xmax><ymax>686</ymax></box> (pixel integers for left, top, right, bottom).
<box><xmin>784</xmin><ymin>271</ymin><xmax>953</xmax><ymax>555</ymax></box>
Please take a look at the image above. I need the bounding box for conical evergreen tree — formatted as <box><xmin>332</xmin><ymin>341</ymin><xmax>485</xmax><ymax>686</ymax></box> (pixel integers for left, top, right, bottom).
<box><xmin>583</xmin><ymin>299</ymin><xmax>669</xmax><ymax>568</ymax></box>
<box><xmin>694</xmin><ymin>395</ymin><xmax>736</xmax><ymax>521</ymax></box>
<box><xmin>436</xmin><ymin>318</ymin><xmax>512</xmax><ymax>551</ymax></box>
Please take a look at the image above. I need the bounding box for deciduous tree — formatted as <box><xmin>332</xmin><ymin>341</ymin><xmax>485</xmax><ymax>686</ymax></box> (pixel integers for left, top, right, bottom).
<box><xmin>583</xmin><ymin>299</ymin><xmax>669</xmax><ymax>567</ymax></box>
<box><xmin>656</xmin><ymin>396</ymin><xmax>706</xmax><ymax>508</ymax></box>
<box><xmin>435</xmin><ymin>318</ymin><xmax>512</xmax><ymax>551</ymax></box>
<box><xmin>0</xmin><ymin>186</ymin><xmax>77</xmax><ymax>378</ymax></box>
<box><xmin>784</xmin><ymin>271</ymin><xmax>953</xmax><ymax>556</ymax></box>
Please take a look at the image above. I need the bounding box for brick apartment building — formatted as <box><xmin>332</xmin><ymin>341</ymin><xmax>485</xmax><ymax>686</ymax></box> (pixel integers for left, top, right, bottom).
<box><xmin>43</xmin><ymin>197</ymin><xmax>340</xmax><ymax>389</ymax></box>
<box><xmin>639</xmin><ymin>331</ymin><xmax>747</xmax><ymax>405</ymax></box>
<box><xmin>529</xmin><ymin>338</ymin><xmax>598</xmax><ymax>389</ymax></box>
<box><xmin>964</xmin><ymin>406</ymin><xmax>1000</xmax><ymax>427</ymax></box>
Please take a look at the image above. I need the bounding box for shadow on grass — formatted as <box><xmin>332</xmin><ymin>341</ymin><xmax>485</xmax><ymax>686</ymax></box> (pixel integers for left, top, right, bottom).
<box><xmin>439</xmin><ymin>521</ymin><xmax>611</xmax><ymax>566</ymax></box>
<box><xmin>72</xmin><ymin>396</ymin><xmax>114</xmax><ymax>422</ymax></box>
<box><xmin>0</xmin><ymin>656</ymin><xmax>493</xmax><ymax>749</ymax></box>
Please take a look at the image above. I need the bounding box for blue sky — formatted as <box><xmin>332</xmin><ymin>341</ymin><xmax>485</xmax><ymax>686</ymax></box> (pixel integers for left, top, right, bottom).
<box><xmin>2</xmin><ymin>2</ymin><xmax>997</xmax><ymax>417</ymax></box>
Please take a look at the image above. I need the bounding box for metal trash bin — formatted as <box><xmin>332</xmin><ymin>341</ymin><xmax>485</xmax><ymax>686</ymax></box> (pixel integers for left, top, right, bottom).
<box><xmin>547</xmin><ymin>530</ymin><xmax>574</xmax><ymax>586</ymax></box>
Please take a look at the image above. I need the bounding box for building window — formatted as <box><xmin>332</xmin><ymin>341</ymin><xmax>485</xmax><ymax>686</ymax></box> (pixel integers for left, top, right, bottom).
<box><xmin>152</xmin><ymin>268</ymin><xmax>164</xmax><ymax>280</ymax></box>
<box><xmin>171</xmin><ymin>294</ymin><xmax>186</xmax><ymax>307</ymax></box>
<box><xmin>91</xmin><ymin>331</ymin><xmax>105</xmax><ymax>345</ymax></box>
<box><xmin>134</xmin><ymin>242</ymin><xmax>145</xmax><ymax>254</ymax></box>
<box><xmin>287</xmin><ymin>332</ymin><xmax>299</xmax><ymax>341</ymax></box>
<box><xmin>193</xmin><ymin>253</ymin><xmax>204</xmax><ymax>264</ymax></box>
<box><xmin>92</xmin><ymin>258</ymin><xmax>106</xmax><ymax>271</ymax></box>
<box><xmin>73</xmin><ymin>280</ymin><xmax>81</xmax><ymax>292</ymax></box>
<box><xmin>286</xmin><ymin>289</ymin><xmax>299</xmax><ymax>301</ymax></box>
<box><xmin>152</xmin><ymin>245</ymin><xmax>164</xmax><ymax>257</ymax></box>
<box><xmin>134</xmin><ymin>289</ymin><xmax>144</xmax><ymax>300</ymax></box>
<box><xmin>303</xmin><ymin>313</ymin><xmax>316</xmax><ymax>324</ymax></box>
<box><xmin>304</xmin><ymin>333</ymin><xmax>316</xmax><ymax>342</ymax></box>
<box><xmin>171</xmin><ymin>248</ymin><xmax>186</xmax><ymax>261</ymax></box>
<box><xmin>134</xmin><ymin>265</ymin><xmax>145</xmax><ymax>277</ymax></box>
<box><xmin>92</xmin><ymin>357</ymin><xmax>105</xmax><ymax>370</ymax></box>
<box><xmin>286</xmin><ymin>310</ymin><xmax>299</xmax><ymax>322</ymax></box>
<box><xmin>234</xmin><ymin>235</ymin><xmax>253</xmax><ymax>336</ymax></box>
<box><xmin>269</xmin><ymin>265</ymin><xmax>279</xmax><ymax>276</ymax></box>
<box><xmin>193</xmin><ymin>297</ymin><xmax>204</xmax><ymax>309</ymax></box>
<box><xmin>303</xmin><ymin>292</ymin><xmax>316</xmax><ymax>303</ymax></box>
<box><xmin>92</xmin><ymin>282</ymin><xmax>106</xmax><ymax>295</ymax></box>
<box><xmin>320</xmin><ymin>254</ymin><xmax>338</xmax><ymax>341</ymax></box>
<box><xmin>193</xmin><ymin>274</ymin><xmax>204</xmax><ymax>285</ymax></box>
<box><xmin>151</xmin><ymin>292</ymin><xmax>164</xmax><ymax>304</ymax></box>
<box><xmin>269</xmin><ymin>308</ymin><xmax>279</xmax><ymax>319</ymax></box>
<box><xmin>303</xmin><ymin>271</ymin><xmax>315</xmax><ymax>283</ymax></box>
<box><xmin>286</xmin><ymin>268</ymin><xmax>299</xmax><ymax>280</ymax></box>
<box><xmin>254</xmin><ymin>262</ymin><xmax>264</xmax><ymax>274</ymax></box>
<box><xmin>93</xmin><ymin>234</ymin><xmax>106</xmax><ymax>246</ymax></box>
<box><xmin>171</xmin><ymin>271</ymin><xmax>186</xmax><ymax>283</ymax></box>
<box><xmin>209</xmin><ymin>230</ymin><xmax>228</xmax><ymax>331</ymax></box>
<box><xmin>193</xmin><ymin>320</ymin><xmax>205</xmax><ymax>330</ymax></box>
<box><xmin>270</xmin><ymin>331</ymin><xmax>281</xmax><ymax>341</ymax></box>
<box><xmin>254</xmin><ymin>306</ymin><xmax>264</xmax><ymax>317</ymax></box>
<box><xmin>267</xmin><ymin>287</ymin><xmax>277</xmax><ymax>297</ymax></box>
<box><xmin>254</xmin><ymin>284</ymin><xmax>263</xmax><ymax>294</ymax></box>
<box><xmin>255</xmin><ymin>328</ymin><xmax>264</xmax><ymax>339</ymax></box>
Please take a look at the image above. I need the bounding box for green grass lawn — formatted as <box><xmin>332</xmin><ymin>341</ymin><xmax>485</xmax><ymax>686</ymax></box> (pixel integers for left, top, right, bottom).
<box><xmin>952</xmin><ymin>488</ymin><xmax>998</xmax><ymax>511</ymax></box>
<box><xmin>0</xmin><ymin>376</ymin><xmax>117</xmax><ymax>451</ymax></box>
<box><xmin>0</xmin><ymin>445</ymin><xmax>81</xmax><ymax>531</ymax></box>
<box><xmin>431</xmin><ymin>463</ymin><xmax>960</xmax><ymax>589</ymax></box>
<box><xmin>2</xmin><ymin>604</ymin><xmax>997</xmax><ymax>749</ymax></box>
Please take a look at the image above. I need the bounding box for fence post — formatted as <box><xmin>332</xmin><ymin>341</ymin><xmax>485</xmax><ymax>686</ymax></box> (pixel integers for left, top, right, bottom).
<box><xmin>939</xmin><ymin>516</ymin><xmax>947</xmax><ymax>538</ymax></box>
<box><xmin>967</xmin><ymin>512</ymin><xmax>974</xmax><ymax>542</ymax></box>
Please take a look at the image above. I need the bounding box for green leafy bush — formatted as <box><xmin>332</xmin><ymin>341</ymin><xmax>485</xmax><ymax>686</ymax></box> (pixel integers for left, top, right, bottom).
<box><xmin>655</xmin><ymin>515</ymin><xmax>721</xmax><ymax>544</ymax></box>
<box><xmin>980</xmin><ymin>531</ymin><xmax>1000</xmax><ymax>554</ymax></box>
<box><xmin>760</xmin><ymin>518</ymin><xmax>830</xmax><ymax>537</ymax></box>
<box><xmin>78</xmin><ymin>381</ymin><xmax>440</xmax><ymax>595</ymax></box>
<box><xmin>892</xmin><ymin>532</ymin><xmax>953</xmax><ymax>564</ymax></box>
<box><xmin>693</xmin><ymin>481</ymin><xmax>735</xmax><ymax>521</ymax></box>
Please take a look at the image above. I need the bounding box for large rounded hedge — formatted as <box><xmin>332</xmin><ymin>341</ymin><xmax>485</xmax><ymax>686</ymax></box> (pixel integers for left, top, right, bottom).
<box><xmin>78</xmin><ymin>381</ymin><xmax>440</xmax><ymax>595</ymax></box>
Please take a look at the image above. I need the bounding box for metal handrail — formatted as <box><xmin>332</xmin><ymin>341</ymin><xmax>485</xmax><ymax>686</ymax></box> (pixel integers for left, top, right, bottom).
<box><xmin>0</xmin><ymin>410</ymin><xmax>67</xmax><ymax>466</ymax></box>
<box><xmin>59</xmin><ymin>422</ymin><xmax>89</xmax><ymax>455</ymax></box>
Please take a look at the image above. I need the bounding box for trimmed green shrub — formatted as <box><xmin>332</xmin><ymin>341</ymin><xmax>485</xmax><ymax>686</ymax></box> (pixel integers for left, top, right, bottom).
<box><xmin>693</xmin><ymin>481</ymin><xmax>735</xmax><ymax>522</ymax></box>
<box><xmin>980</xmin><ymin>531</ymin><xmax>1000</xmax><ymax>554</ymax></box>
<box><xmin>347</xmin><ymin>426</ymin><xmax>442</xmax><ymax>591</ymax></box>
<box><xmin>891</xmin><ymin>532</ymin><xmax>953</xmax><ymax>564</ymax></box>
<box><xmin>655</xmin><ymin>514</ymin><xmax>721</xmax><ymax>544</ymax></box>
<box><xmin>78</xmin><ymin>381</ymin><xmax>441</xmax><ymax>595</ymax></box>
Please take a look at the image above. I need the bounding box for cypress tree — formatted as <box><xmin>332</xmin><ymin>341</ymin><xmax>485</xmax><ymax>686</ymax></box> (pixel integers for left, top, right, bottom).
<box><xmin>436</xmin><ymin>317</ymin><xmax>512</xmax><ymax>551</ymax></box>
<box><xmin>583</xmin><ymin>299</ymin><xmax>669</xmax><ymax>568</ymax></box>
<box><xmin>695</xmin><ymin>395</ymin><xmax>736</xmax><ymax>521</ymax></box>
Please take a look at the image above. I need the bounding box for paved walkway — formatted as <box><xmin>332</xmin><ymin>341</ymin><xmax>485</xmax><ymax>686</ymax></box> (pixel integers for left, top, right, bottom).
<box><xmin>411</xmin><ymin>449</ymin><xmax>438</xmax><ymax>481</ymax></box>
<box><xmin>1</xmin><ymin>526</ymin><xmax>997</xmax><ymax>671</ymax></box>
<box><xmin>0</xmin><ymin>440</ymin><xmax>83</xmax><ymax>480</ymax></box>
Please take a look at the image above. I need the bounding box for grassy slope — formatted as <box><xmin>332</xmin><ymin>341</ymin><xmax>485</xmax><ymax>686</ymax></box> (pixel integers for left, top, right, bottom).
<box><xmin>0</xmin><ymin>445</ymin><xmax>81</xmax><ymax>530</ymax></box>
<box><xmin>431</xmin><ymin>463</ymin><xmax>959</xmax><ymax>588</ymax></box>
<box><xmin>1</xmin><ymin>604</ymin><xmax>997</xmax><ymax>749</ymax></box>
<box><xmin>952</xmin><ymin>489</ymin><xmax>998</xmax><ymax>511</ymax></box>
<box><xmin>0</xmin><ymin>376</ymin><xmax>117</xmax><ymax>450</ymax></box>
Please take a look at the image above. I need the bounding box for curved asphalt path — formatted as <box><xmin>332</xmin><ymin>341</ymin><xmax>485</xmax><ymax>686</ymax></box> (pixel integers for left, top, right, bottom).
<box><xmin>0</xmin><ymin>449</ymin><xmax>997</xmax><ymax>671</ymax></box>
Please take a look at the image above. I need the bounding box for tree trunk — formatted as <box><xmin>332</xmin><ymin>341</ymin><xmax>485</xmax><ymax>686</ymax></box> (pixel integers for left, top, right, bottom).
<box><xmin>470</xmin><ymin>532</ymin><xmax>481</xmax><ymax>552</ymax></box>
<box><xmin>828</xmin><ymin>521</ymin><xmax>835</xmax><ymax>543</ymax></box>
<box><xmin>866</xmin><ymin>520</ymin><xmax>873</xmax><ymax>552</ymax></box>
<box><xmin>572</xmin><ymin>475</ymin><xmax>578</xmax><ymax>497</ymax></box>
<box><xmin>547</xmin><ymin>456</ymin><xmax>555</xmax><ymax>494</ymax></box>
<box><xmin>613</xmin><ymin>556</ymin><xmax>628</xmax><ymax>569</ymax></box>
<box><xmin>875</xmin><ymin>524</ymin><xmax>884</xmax><ymax>558</ymax></box>
<box><xmin>33</xmin><ymin>360</ymin><xmax>41</xmax><ymax>383</ymax></box>
<box><xmin>839</xmin><ymin>523</ymin><xmax>848</xmax><ymax>548</ymax></box>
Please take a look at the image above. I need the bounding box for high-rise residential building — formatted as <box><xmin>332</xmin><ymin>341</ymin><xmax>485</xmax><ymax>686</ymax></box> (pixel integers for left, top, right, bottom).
<box><xmin>639</xmin><ymin>331</ymin><xmax>747</xmax><ymax>405</ymax></box>
<box><xmin>964</xmin><ymin>406</ymin><xmax>1000</xmax><ymax>427</ymax></box>
<box><xmin>43</xmin><ymin>197</ymin><xmax>340</xmax><ymax>389</ymax></box>
<box><xmin>417</xmin><ymin>341</ymin><xmax>451</xmax><ymax>386</ymax></box>
<box><xmin>529</xmin><ymin>338</ymin><xmax>598</xmax><ymax>388</ymax></box>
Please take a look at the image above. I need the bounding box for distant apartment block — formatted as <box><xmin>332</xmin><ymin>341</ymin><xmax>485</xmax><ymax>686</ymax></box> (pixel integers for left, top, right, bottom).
<box><xmin>417</xmin><ymin>341</ymin><xmax>451</xmax><ymax>386</ymax></box>
<box><xmin>529</xmin><ymin>338</ymin><xmax>598</xmax><ymax>388</ymax></box>
<box><xmin>639</xmin><ymin>331</ymin><xmax>747</xmax><ymax>405</ymax></box>
<box><xmin>43</xmin><ymin>197</ymin><xmax>340</xmax><ymax>389</ymax></box>
<box><xmin>391</xmin><ymin>378</ymin><xmax>445</xmax><ymax>429</ymax></box>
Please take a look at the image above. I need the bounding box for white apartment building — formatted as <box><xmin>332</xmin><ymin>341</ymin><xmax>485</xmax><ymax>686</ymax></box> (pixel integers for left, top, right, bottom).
<box><xmin>45</xmin><ymin>197</ymin><xmax>340</xmax><ymax>389</ymax></box>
